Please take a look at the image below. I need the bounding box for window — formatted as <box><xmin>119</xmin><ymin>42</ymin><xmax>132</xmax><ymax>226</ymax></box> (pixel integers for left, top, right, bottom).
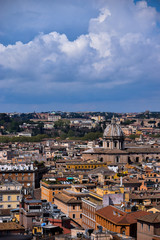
<box><xmin>73</xmin><ymin>206</ymin><xmax>75</xmax><ymax>210</ymax></box>
<box><xmin>115</xmin><ymin>156</ymin><xmax>120</xmax><ymax>163</ymax></box>
<box><xmin>121</xmin><ymin>227</ymin><xmax>126</xmax><ymax>235</ymax></box>
<box><xmin>148</xmin><ymin>224</ymin><xmax>150</xmax><ymax>231</ymax></box>
<box><xmin>52</xmin><ymin>192</ymin><xmax>55</xmax><ymax>196</ymax></box>
<box><xmin>8</xmin><ymin>205</ymin><xmax>11</xmax><ymax>208</ymax></box>
<box><xmin>80</xmin><ymin>214</ymin><xmax>82</xmax><ymax>218</ymax></box>
<box><xmin>0</xmin><ymin>195</ymin><xmax>3</xmax><ymax>201</ymax></box>
<box><xmin>0</xmin><ymin>205</ymin><xmax>3</xmax><ymax>208</ymax></box>
<box><xmin>128</xmin><ymin>157</ymin><xmax>131</xmax><ymax>163</ymax></box>
<box><xmin>141</xmin><ymin>223</ymin><xmax>143</xmax><ymax>229</ymax></box>
<box><xmin>17</xmin><ymin>196</ymin><xmax>20</xmax><ymax>201</ymax></box>
<box><xmin>28</xmin><ymin>177</ymin><xmax>30</xmax><ymax>180</ymax></box>
<box><xmin>17</xmin><ymin>204</ymin><xmax>19</xmax><ymax>208</ymax></box>
<box><xmin>22</xmin><ymin>177</ymin><xmax>24</xmax><ymax>180</ymax></box>
<box><xmin>8</xmin><ymin>196</ymin><xmax>11</xmax><ymax>201</ymax></box>
<box><xmin>73</xmin><ymin>214</ymin><xmax>75</xmax><ymax>219</ymax></box>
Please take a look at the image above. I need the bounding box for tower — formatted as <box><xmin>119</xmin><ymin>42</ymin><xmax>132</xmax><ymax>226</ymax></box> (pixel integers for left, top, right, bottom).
<box><xmin>103</xmin><ymin>116</ymin><xmax>124</xmax><ymax>150</ymax></box>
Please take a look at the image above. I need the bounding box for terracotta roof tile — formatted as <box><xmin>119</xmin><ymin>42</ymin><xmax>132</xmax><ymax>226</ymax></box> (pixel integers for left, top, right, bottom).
<box><xmin>137</xmin><ymin>212</ymin><xmax>160</xmax><ymax>223</ymax></box>
<box><xmin>54</xmin><ymin>193</ymin><xmax>81</xmax><ymax>204</ymax></box>
<box><xmin>0</xmin><ymin>222</ymin><xmax>25</xmax><ymax>231</ymax></box>
<box><xmin>96</xmin><ymin>205</ymin><xmax>150</xmax><ymax>225</ymax></box>
<box><xmin>0</xmin><ymin>209</ymin><xmax>11</xmax><ymax>216</ymax></box>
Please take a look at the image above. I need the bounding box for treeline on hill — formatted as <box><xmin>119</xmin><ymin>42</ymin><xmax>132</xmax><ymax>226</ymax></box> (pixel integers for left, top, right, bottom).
<box><xmin>0</xmin><ymin>113</ymin><xmax>104</xmax><ymax>142</ymax></box>
<box><xmin>49</xmin><ymin>119</ymin><xmax>103</xmax><ymax>140</ymax></box>
<box><xmin>0</xmin><ymin>113</ymin><xmax>34</xmax><ymax>134</ymax></box>
<box><xmin>0</xmin><ymin>131</ymin><xmax>103</xmax><ymax>143</ymax></box>
<box><xmin>1</xmin><ymin>112</ymin><xmax>160</xmax><ymax>143</ymax></box>
<box><xmin>136</xmin><ymin>112</ymin><xmax>160</xmax><ymax>119</ymax></box>
<box><xmin>0</xmin><ymin>135</ymin><xmax>48</xmax><ymax>143</ymax></box>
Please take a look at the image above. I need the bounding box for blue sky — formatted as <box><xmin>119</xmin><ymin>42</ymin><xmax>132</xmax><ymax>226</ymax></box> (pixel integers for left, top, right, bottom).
<box><xmin>0</xmin><ymin>0</ymin><xmax>160</xmax><ymax>113</ymax></box>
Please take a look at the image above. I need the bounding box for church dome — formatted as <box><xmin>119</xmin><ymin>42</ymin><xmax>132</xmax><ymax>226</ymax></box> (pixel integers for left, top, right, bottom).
<box><xmin>103</xmin><ymin>117</ymin><xmax>124</xmax><ymax>138</ymax></box>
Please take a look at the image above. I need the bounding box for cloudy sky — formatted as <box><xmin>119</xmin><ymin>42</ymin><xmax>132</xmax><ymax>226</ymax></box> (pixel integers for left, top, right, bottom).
<box><xmin>0</xmin><ymin>0</ymin><xmax>160</xmax><ymax>113</ymax></box>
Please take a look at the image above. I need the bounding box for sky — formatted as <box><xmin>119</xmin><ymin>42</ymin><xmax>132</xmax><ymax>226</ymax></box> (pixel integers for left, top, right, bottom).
<box><xmin>0</xmin><ymin>0</ymin><xmax>160</xmax><ymax>113</ymax></box>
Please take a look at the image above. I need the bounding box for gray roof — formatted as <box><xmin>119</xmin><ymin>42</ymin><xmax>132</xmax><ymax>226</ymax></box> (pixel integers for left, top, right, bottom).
<box><xmin>24</xmin><ymin>199</ymin><xmax>42</xmax><ymax>203</ymax></box>
<box><xmin>103</xmin><ymin>117</ymin><xmax>124</xmax><ymax>138</ymax></box>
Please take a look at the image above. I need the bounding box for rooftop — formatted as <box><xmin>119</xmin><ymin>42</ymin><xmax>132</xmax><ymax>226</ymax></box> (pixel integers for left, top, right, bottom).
<box><xmin>0</xmin><ymin>222</ymin><xmax>25</xmax><ymax>231</ymax></box>
<box><xmin>137</xmin><ymin>212</ymin><xmax>160</xmax><ymax>223</ymax></box>
<box><xmin>96</xmin><ymin>205</ymin><xmax>150</xmax><ymax>225</ymax></box>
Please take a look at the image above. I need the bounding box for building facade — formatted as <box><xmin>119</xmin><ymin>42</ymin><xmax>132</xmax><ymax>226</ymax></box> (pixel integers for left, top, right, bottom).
<box><xmin>0</xmin><ymin>180</ymin><xmax>22</xmax><ymax>209</ymax></box>
<box><xmin>0</xmin><ymin>163</ymin><xmax>48</xmax><ymax>191</ymax></box>
<box><xmin>82</xmin><ymin>118</ymin><xmax>160</xmax><ymax>165</ymax></box>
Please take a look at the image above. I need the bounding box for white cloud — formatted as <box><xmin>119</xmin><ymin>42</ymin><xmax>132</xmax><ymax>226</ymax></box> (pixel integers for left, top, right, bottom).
<box><xmin>0</xmin><ymin>0</ymin><xmax>160</xmax><ymax>106</ymax></box>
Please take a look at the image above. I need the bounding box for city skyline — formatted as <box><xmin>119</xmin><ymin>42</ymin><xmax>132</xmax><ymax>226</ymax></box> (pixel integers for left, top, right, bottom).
<box><xmin>0</xmin><ymin>0</ymin><xmax>160</xmax><ymax>112</ymax></box>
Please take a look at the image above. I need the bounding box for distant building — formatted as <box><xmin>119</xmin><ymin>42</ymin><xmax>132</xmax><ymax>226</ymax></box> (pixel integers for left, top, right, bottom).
<box><xmin>19</xmin><ymin>198</ymin><xmax>42</xmax><ymax>232</ymax></box>
<box><xmin>137</xmin><ymin>212</ymin><xmax>160</xmax><ymax>240</ymax></box>
<box><xmin>0</xmin><ymin>163</ymin><xmax>48</xmax><ymax>190</ymax></box>
<box><xmin>48</xmin><ymin>115</ymin><xmax>61</xmax><ymax>122</ymax></box>
<box><xmin>0</xmin><ymin>150</ymin><xmax>13</xmax><ymax>162</ymax></box>
<box><xmin>83</xmin><ymin>117</ymin><xmax>160</xmax><ymax>165</ymax></box>
<box><xmin>0</xmin><ymin>222</ymin><xmax>25</xmax><ymax>236</ymax></box>
<box><xmin>41</xmin><ymin>181</ymin><xmax>95</xmax><ymax>204</ymax></box>
<box><xmin>18</xmin><ymin>132</ymin><xmax>32</xmax><ymax>137</ymax></box>
<box><xmin>54</xmin><ymin>189</ymin><xmax>86</xmax><ymax>226</ymax></box>
<box><xmin>0</xmin><ymin>180</ymin><xmax>22</xmax><ymax>210</ymax></box>
<box><xmin>96</xmin><ymin>205</ymin><xmax>150</xmax><ymax>238</ymax></box>
<box><xmin>91</xmin><ymin>116</ymin><xmax>105</xmax><ymax>122</ymax></box>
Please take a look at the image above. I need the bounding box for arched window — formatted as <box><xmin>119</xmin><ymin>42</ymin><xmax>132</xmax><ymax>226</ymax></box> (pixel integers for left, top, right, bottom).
<box><xmin>121</xmin><ymin>227</ymin><xmax>126</xmax><ymax>235</ymax></box>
